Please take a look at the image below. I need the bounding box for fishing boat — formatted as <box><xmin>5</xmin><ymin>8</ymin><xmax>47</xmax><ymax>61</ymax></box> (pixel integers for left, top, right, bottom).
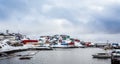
<box><xmin>92</xmin><ymin>53</ymin><xmax>111</xmax><ymax>58</ymax></box>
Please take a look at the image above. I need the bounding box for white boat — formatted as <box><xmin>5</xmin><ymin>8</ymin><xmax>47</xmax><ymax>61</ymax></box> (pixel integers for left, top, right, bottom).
<box><xmin>0</xmin><ymin>39</ymin><xmax>28</xmax><ymax>53</ymax></box>
<box><xmin>92</xmin><ymin>53</ymin><xmax>111</xmax><ymax>58</ymax></box>
<box><xmin>112</xmin><ymin>50</ymin><xmax>120</xmax><ymax>57</ymax></box>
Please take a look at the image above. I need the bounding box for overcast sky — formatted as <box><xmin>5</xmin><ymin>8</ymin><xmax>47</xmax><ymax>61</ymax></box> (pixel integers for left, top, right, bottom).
<box><xmin>0</xmin><ymin>0</ymin><xmax>120</xmax><ymax>43</ymax></box>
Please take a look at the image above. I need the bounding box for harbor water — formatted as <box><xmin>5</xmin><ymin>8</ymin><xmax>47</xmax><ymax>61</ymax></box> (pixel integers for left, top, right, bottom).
<box><xmin>0</xmin><ymin>48</ymin><xmax>111</xmax><ymax>64</ymax></box>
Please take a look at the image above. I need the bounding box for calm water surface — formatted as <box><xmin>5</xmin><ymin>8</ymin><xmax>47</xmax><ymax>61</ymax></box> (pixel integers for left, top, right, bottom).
<box><xmin>0</xmin><ymin>48</ymin><xmax>111</xmax><ymax>64</ymax></box>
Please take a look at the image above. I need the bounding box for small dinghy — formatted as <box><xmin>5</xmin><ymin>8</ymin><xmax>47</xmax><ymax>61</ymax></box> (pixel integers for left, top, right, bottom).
<box><xmin>19</xmin><ymin>56</ymin><xmax>32</xmax><ymax>60</ymax></box>
<box><xmin>92</xmin><ymin>53</ymin><xmax>111</xmax><ymax>59</ymax></box>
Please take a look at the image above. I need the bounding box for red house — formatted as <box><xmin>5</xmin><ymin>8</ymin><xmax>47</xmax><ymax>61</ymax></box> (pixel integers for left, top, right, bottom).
<box><xmin>22</xmin><ymin>40</ymin><xmax>38</xmax><ymax>44</ymax></box>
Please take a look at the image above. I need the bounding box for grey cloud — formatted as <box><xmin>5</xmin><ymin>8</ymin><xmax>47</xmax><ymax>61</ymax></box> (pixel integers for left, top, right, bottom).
<box><xmin>42</xmin><ymin>7</ymin><xmax>81</xmax><ymax>24</ymax></box>
<box><xmin>1</xmin><ymin>0</ymin><xmax>120</xmax><ymax>34</ymax></box>
<box><xmin>92</xmin><ymin>4</ymin><xmax>120</xmax><ymax>34</ymax></box>
<box><xmin>0</xmin><ymin>0</ymin><xmax>27</xmax><ymax>20</ymax></box>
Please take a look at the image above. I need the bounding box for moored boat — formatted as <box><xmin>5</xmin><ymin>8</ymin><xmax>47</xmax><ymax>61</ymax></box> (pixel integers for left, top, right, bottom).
<box><xmin>92</xmin><ymin>53</ymin><xmax>111</xmax><ymax>58</ymax></box>
<box><xmin>19</xmin><ymin>56</ymin><xmax>32</xmax><ymax>60</ymax></box>
<box><xmin>0</xmin><ymin>39</ymin><xmax>28</xmax><ymax>54</ymax></box>
<box><xmin>111</xmin><ymin>50</ymin><xmax>120</xmax><ymax>64</ymax></box>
